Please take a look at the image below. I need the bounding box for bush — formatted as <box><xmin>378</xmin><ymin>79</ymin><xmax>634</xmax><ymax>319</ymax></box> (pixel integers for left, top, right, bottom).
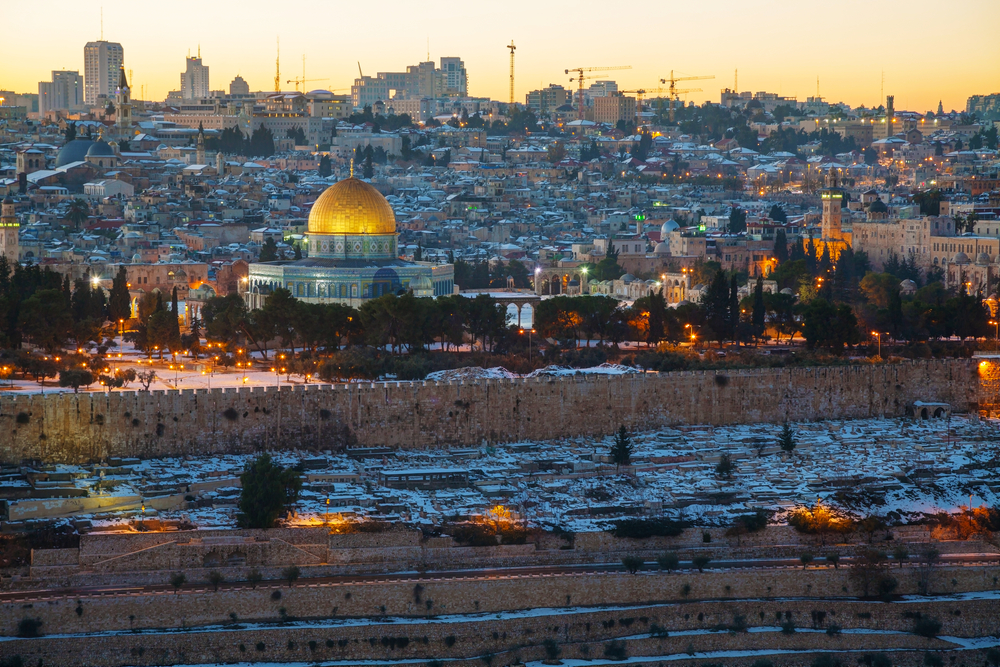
<box><xmin>282</xmin><ymin>565</ymin><xmax>301</xmax><ymax>586</ymax></box>
<box><xmin>603</xmin><ymin>640</ymin><xmax>627</xmax><ymax>660</ymax></box>
<box><xmin>691</xmin><ymin>555</ymin><xmax>711</xmax><ymax>572</ymax></box>
<box><xmin>621</xmin><ymin>555</ymin><xmax>644</xmax><ymax>574</ymax></box>
<box><xmin>247</xmin><ymin>569</ymin><xmax>263</xmax><ymax>588</ymax></box>
<box><xmin>169</xmin><ymin>572</ymin><xmax>186</xmax><ymax>592</ymax></box>
<box><xmin>913</xmin><ymin>616</ymin><xmax>942</xmax><ymax>638</ymax></box>
<box><xmin>609</xmin><ymin>517</ymin><xmax>689</xmax><ymax>539</ymax></box>
<box><xmin>657</xmin><ymin>552</ymin><xmax>680</xmax><ymax>571</ymax></box>
<box><xmin>923</xmin><ymin>653</ymin><xmax>944</xmax><ymax>667</ymax></box>
<box><xmin>649</xmin><ymin>623</ymin><xmax>669</xmax><ymax>638</ymax></box>
<box><xmin>237</xmin><ymin>453</ymin><xmax>302</xmax><ymax>529</ymax></box>
<box><xmin>680</xmin><ymin>583</ymin><xmax>691</xmax><ymax>597</ymax></box>
<box><xmin>542</xmin><ymin>638</ymin><xmax>561</xmax><ymax>660</ymax></box>
<box><xmin>800</xmin><ymin>552</ymin><xmax>814</xmax><ymax>567</ymax></box>
<box><xmin>826</xmin><ymin>552</ymin><xmax>841</xmax><ymax>568</ymax></box>
<box><xmin>781</xmin><ymin>619</ymin><xmax>795</xmax><ymax>634</ymax></box>
<box><xmin>271</xmin><ymin>590</ymin><xmax>282</xmax><ymax>600</ymax></box>
<box><xmin>861</xmin><ymin>654</ymin><xmax>892</xmax><ymax>667</ymax></box>
<box><xmin>812</xmin><ymin>655</ymin><xmax>841</xmax><ymax>667</ymax></box>
<box><xmin>207</xmin><ymin>570</ymin><xmax>225</xmax><ymax>591</ymax></box>
<box><xmin>826</xmin><ymin>623</ymin><xmax>842</xmax><ymax>635</ymax></box>
<box><xmin>17</xmin><ymin>617</ymin><xmax>42</xmax><ymax>638</ymax></box>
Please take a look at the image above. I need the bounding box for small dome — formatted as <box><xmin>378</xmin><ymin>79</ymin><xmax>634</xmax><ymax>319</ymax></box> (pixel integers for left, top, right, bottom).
<box><xmin>953</xmin><ymin>252</ymin><xmax>970</xmax><ymax>264</ymax></box>
<box><xmin>900</xmin><ymin>279</ymin><xmax>918</xmax><ymax>294</ymax></box>
<box><xmin>86</xmin><ymin>140</ymin><xmax>115</xmax><ymax>157</ymax></box>
<box><xmin>132</xmin><ymin>254</ymin><xmax>142</xmax><ymax>263</ymax></box>
<box><xmin>660</xmin><ymin>219</ymin><xmax>679</xmax><ymax>236</ymax></box>
<box><xmin>621</xmin><ymin>273</ymin><xmax>636</xmax><ymax>283</ymax></box>
<box><xmin>977</xmin><ymin>252</ymin><xmax>991</xmax><ymax>265</ymax></box>
<box><xmin>780</xmin><ymin>287</ymin><xmax>795</xmax><ymax>295</ymax></box>
<box><xmin>653</xmin><ymin>242</ymin><xmax>670</xmax><ymax>255</ymax></box>
<box><xmin>55</xmin><ymin>138</ymin><xmax>95</xmax><ymax>167</ymax></box>
<box><xmin>409</xmin><ymin>274</ymin><xmax>433</xmax><ymax>291</ymax></box>
<box><xmin>868</xmin><ymin>198</ymin><xmax>888</xmax><ymax>214</ymax></box>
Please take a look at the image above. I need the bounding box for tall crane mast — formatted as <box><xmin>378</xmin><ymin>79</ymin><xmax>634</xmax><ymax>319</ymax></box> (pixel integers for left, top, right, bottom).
<box><xmin>507</xmin><ymin>41</ymin><xmax>516</xmax><ymax>105</ymax></box>
<box><xmin>274</xmin><ymin>37</ymin><xmax>281</xmax><ymax>93</ymax></box>
<box><xmin>660</xmin><ymin>70</ymin><xmax>714</xmax><ymax>122</ymax></box>
<box><xmin>620</xmin><ymin>86</ymin><xmax>670</xmax><ymax>129</ymax></box>
<box><xmin>565</xmin><ymin>65</ymin><xmax>631</xmax><ymax>121</ymax></box>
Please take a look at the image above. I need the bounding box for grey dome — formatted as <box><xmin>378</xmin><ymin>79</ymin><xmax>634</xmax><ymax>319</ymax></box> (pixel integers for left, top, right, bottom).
<box><xmin>660</xmin><ymin>220</ymin><xmax>680</xmax><ymax>236</ymax></box>
<box><xmin>621</xmin><ymin>273</ymin><xmax>636</xmax><ymax>283</ymax></box>
<box><xmin>409</xmin><ymin>274</ymin><xmax>433</xmax><ymax>291</ymax></box>
<box><xmin>868</xmin><ymin>198</ymin><xmax>887</xmax><ymax>214</ymax></box>
<box><xmin>780</xmin><ymin>287</ymin><xmax>795</xmax><ymax>295</ymax></box>
<box><xmin>55</xmin><ymin>138</ymin><xmax>95</xmax><ymax>167</ymax></box>
<box><xmin>86</xmin><ymin>140</ymin><xmax>115</xmax><ymax>157</ymax></box>
<box><xmin>900</xmin><ymin>279</ymin><xmax>918</xmax><ymax>294</ymax></box>
<box><xmin>653</xmin><ymin>241</ymin><xmax>670</xmax><ymax>255</ymax></box>
<box><xmin>953</xmin><ymin>252</ymin><xmax>970</xmax><ymax>264</ymax></box>
<box><xmin>977</xmin><ymin>252</ymin><xmax>991</xmax><ymax>265</ymax></box>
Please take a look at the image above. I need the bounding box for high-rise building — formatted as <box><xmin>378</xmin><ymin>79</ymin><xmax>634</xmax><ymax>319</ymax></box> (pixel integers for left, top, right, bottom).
<box><xmin>181</xmin><ymin>56</ymin><xmax>210</xmax><ymax>100</ymax></box>
<box><xmin>593</xmin><ymin>94</ymin><xmax>636</xmax><ymax>125</ymax></box>
<box><xmin>229</xmin><ymin>75</ymin><xmax>250</xmax><ymax>96</ymax></box>
<box><xmin>39</xmin><ymin>71</ymin><xmax>84</xmax><ymax>115</ymax></box>
<box><xmin>84</xmin><ymin>41</ymin><xmax>124</xmax><ymax>105</ymax></box>
<box><xmin>439</xmin><ymin>57</ymin><xmax>467</xmax><ymax>97</ymax></box>
<box><xmin>526</xmin><ymin>84</ymin><xmax>570</xmax><ymax>116</ymax></box>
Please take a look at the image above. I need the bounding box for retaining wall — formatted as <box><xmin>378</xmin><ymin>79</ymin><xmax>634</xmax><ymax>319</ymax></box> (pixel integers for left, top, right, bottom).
<box><xmin>0</xmin><ymin>360</ymin><xmax>977</xmax><ymax>464</ymax></box>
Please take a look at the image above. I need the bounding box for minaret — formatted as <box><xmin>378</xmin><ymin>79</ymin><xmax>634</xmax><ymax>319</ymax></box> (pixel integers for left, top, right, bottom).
<box><xmin>196</xmin><ymin>123</ymin><xmax>206</xmax><ymax>165</ymax></box>
<box><xmin>0</xmin><ymin>197</ymin><xmax>20</xmax><ymax>264</ymax></box>
<box><xmin>115</xmin><ymin>66</ymin><xmax>132</xmax><ymax>137</ymax></box>
<box><xmin>937</xmin><ymin>100</ymin><xmax>943</xmax><ymax>116</ymax></box>
<box><xmin>885</xmin><ymin>95</ymin><xmax>894</xmax><ymax>139</ymax></box>
<box><xmin>215</xmin><ymin>150</ymin><xmax>225</xmax><ymax>176</ymax></box>
<box><xmin>820</xmin><ymin>168</ymin><xmax>843</xmax><ymax>242</ymax></box>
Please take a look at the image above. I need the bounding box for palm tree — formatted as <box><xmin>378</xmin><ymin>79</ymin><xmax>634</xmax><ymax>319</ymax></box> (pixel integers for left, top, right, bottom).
<box><xmin>65</xmin><ymin>199</ymin><xmax>90</xmax><ymax>230</ymax></box>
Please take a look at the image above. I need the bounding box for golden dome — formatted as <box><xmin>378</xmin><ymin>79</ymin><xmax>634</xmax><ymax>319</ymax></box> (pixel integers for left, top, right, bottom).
<box><xmin>307</xmin><ymin>178</ymin><xmax>396</xmax><ymax>236</ymax></box>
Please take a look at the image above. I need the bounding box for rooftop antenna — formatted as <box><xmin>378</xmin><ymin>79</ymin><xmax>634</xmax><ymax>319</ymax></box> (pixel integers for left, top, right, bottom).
<box><xmin>880</xmin><ymin>70</ymin><xmax>884</xmax><ymax>107</ymax></box>
<box><xmin>100</xmin><ymin>7</ymin><xmax>103</xmax><ymax>40</ymax></box>
<box><xmin>427</xmin><ymin>37</ymin><xmax>430</xmax><ymax>62</ymax></box>
<box><xmin>198</xmin><ymin>44</ymin><xmax>201</xmax><ymax>59</ymax></box>
<box><xmin>816</xmin><ymin>75</ymin><xmax>820</xmax><ymax>98</ymax></box>
<box><xmin>734</xmin><ymin>68</ymin><xmax>737</xmax><ymax>94</ymax></box>
<box><xmin>358</xmin><ymin>62</ymin><xmax>363</xmax><ymax>78</ymax></box>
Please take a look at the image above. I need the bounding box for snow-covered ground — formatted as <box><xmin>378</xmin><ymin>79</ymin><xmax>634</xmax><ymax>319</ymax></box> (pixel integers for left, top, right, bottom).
<box><xmin>24</xmin><ymin>415</ymin><xmax>1000</xmax><ymax>532</ymax></box>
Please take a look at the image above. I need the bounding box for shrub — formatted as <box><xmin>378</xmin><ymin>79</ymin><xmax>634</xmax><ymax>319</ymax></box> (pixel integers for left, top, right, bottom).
<box><xmin>893</xmin><ymin>545</ymin><xmax>909</xmax><ymax>567</ymax></box>
<box><xmin>691</xmin><ymin>555</ymin><xmax>711</xmax><ymax>572</ymax></box>
<box><xmin>702</xmin><ymin>531</ymin><xmax>712</xmax><ymax>543</ymax></box>
<box><xmin>207</xmin><ymin>570</ymin><xmax>225</xmax><ymax>591</ymax></box>
<box><xmin>649</xmin><ymin>623</ymin><xmax>669</xmax><ymax>638</ymax></box>
<box><xmin>222</xmin><ymin>407</ymin><xmax>239</xmax><ymax>421</ymax></box>
<box><xmin>237</xmin><ymin>453</ymin><xmax>302</xmax><ymax>529</ymax></box>
<box><xmin>15</xmin><ymin>412</ymin><xmax>29</xmax><ymax>424</ymax></box>
<box><xmin>308</xmin><ymin>640</ymin><xmax>317</xmax><ymax>651</ymax></box>
<box><xmin>444</xmin><ymin>635</ymin><xmax>456</xmax><ymax>647</ymax></box>
<box><xmin>255</xmin><ymin>641</ymin><xmax>265</xmax><ymax>652</ymax></box>
<box><xmin>913</xmin><ymin>616</ymin><xmax>942</xmax><ymax>638</ymax></box>
<box><xmin>247</xmin><ymin>569</ymin><xmax>263</xmax><ymax>588</ymax></box>
<box><xmin>715</xmin><ymin>453</ymin><xmax>735</xmax><ymax>477</ymax></box>
<box><xmin>826</xmin><ymin>552</ymin><xmax>841</xmax><ymax>568</ymax></box>
<box><xmin>271</xmin><ymin>590</ymin><xmax>282</xmax><ymax>601</ymax></box>
<box><xmin>800</xmin><ymin>552</ymin><xmax>814</xmax><ymax>567</ymax></box>
<box><xmin>812</xmin><ymin>655</ymin><xmax>841</xmax><ymax>667</ymax></box>
<box><xmin>680</xmin><ymin>583</ymin><xmax>691</xmax><ymax>597</ymax></box>
<box><xmin>621</xmin><ymin>555</ymin><xmax>644</xmax><ymax>574</ymax></box>
<box><xmin>923</xmin><ymin>653</ymin><xmax>944</xmax><ymax>667</ymax></box>
<box><xmin>169</xmin><ymin>572</ymin><xmax>186</xmax><ymax>592</ymax></box>
<box><xmin>17</xmin><ymin>617</ymin><xmax>42</xmax><ymax>638</ymax></box>
<box><xmin>781</xmin><ymin>619</ymin><xmax>795</xmax><ymax>634</ymax></box>
<box><xmin>542</xmin><ymin>638</ymin><xmax>561</xmax><ymax>660</ymax></box>
<box><xmin>657</xmin><ymin>552</ymin><xmax>680</xmax><ymax>571</ymax></box>
<box><xmin>860</xmin><ymin>654</ymin><xmax>892</xmax><ymax>667</ymax></box>
<box><xmin>603</xmin><ymin>640</ymin><xmax>627</xmax><ymax>660</ymax></box>
<box><xmin>826</xmin><ymin>624</ymin><xmax>842</xmax><ymax>635</ymax></box>
<box><xmin>282</xmin><ymin>565</ymin><xmax>301</xmax><ymax>586</ymax></box>
<box><xmin>609</xmin><ymin>517</ymin><xmax>689</xmax><ymax>539</ymax></box>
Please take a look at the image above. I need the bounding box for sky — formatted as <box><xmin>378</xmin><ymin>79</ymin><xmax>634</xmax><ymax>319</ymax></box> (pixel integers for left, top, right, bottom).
<box><xmin>3</xmin><ymin>0</ymin><xmax>999</xmax><ymax>114</ymax></box>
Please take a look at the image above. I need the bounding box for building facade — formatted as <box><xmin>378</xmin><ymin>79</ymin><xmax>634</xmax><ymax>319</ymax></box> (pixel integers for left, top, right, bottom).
<box><xmin>83</xmin><ymin>40</ymin><xmax>124</xmax><ymax>105</ymax></box>
<box><xmin>181</xmin><ymin>56</ymin><xmax>210</xmax><ymax>100</ymax></box>
<box><xmin>39</xmin><ymin>71</ymin><xmax>84</xmax><ymax>115</ymax></box>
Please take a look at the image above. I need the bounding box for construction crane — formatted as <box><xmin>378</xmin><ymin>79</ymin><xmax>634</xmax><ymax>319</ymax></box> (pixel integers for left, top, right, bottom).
<box><xmin>507</xmin><ymin>41</ymin><xmax>516</xmax><ymax>105</ymax></box>
<box><xmin>660</xmin><ymin>70</ymin><xmax>714</xmax><ymax>122</ymax></box>
<box><xmin>565</xmin><ymin>65</ymin><xmax>631</xmax><ymax>120</ymax></box>
<box><xmin>287</xmin><ymin>77</ymin><xmax>329</xmax><ymax>92</ymax></box>
<box><xmin>617</xmin><ymin>87</ymin><xmax>670</xmax><ymax>128</ymax></box>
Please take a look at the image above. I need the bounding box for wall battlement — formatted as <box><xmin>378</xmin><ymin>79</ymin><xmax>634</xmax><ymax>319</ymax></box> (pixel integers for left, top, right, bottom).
<box><xmin>0</xmin><ymin>359</ymin><xmax>976</xmax><ymax>464</ymax></box>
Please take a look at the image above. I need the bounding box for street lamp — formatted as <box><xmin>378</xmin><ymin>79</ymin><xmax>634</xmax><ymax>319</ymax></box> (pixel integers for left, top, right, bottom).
<box><xmin>871</xmin><ymin>331</ymin><xmax>881</xmax><ymax>359</ymax></box>
<box><xmin>519</xmin><ymin>328</ymin><xmax>536</xmax><ymax>361</ymax></box>
<box><xmin>991</xmin><ymin>320</ymin><xmax>999</xmax><ymax>351</ymax></box>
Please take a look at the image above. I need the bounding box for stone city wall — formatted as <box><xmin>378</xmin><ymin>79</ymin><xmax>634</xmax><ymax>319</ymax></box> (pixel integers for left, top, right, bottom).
<box><xmin>4</xmin><ymin>563</ymin><xmax>999</xmax><ymax>637</ymax></box>
<box><xmin>2</xmin><ymin>582</ymin><xmax>997</xmax><ymax>667</ymax></box>
<box><xmin>0</xmin><ymin>359</ymin><xmax>976</xmax><ymax>464</ymax></box>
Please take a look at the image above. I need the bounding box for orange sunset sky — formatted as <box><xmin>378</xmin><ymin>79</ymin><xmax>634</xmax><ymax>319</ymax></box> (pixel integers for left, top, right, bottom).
<box><xmin>3</xmin><ymin>0</ymin><xmax>998</xmax><ymax>114</ymax></box>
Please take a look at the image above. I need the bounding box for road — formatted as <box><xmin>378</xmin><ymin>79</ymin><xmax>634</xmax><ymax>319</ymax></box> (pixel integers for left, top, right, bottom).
<box><xmin>2</xmin><ymin>552</ymin><xmax>997</xmax><ymax>604</ymax></box>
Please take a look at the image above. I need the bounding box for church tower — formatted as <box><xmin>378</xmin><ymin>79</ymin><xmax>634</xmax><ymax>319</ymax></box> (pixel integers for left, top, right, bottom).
<box><xmin>115</xmin><ymin>66</ymin><xmax>132</xmax><ymax>138</ymax></box>
<box><xmin>885</xmin><ymin>95</ymin><xmax>895</xmax><ymax>139</ymax></box>
<box><xmin>196</xmin><ymin>123</ymin><xmax>206</xmax><ymax>165</ymax></box>
<box><xmin>0</xmin><ymin>197</ymin><xmax>21</xmax><ymax>265</ymax></box>
<box><xmin>820</xmin><ymin>168</ymin><xmax>843</xmax><ymax>241</ymax></box>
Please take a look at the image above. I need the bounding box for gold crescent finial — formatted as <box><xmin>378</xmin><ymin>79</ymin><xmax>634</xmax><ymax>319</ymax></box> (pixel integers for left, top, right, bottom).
<box><xmin>349</xmin><ymin>157</ymin><xmax>354</xmax><ymax>178</ymax></box>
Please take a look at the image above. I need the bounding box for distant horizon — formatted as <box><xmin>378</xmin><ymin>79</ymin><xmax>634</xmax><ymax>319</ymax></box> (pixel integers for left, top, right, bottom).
<box><xmin>2</xmin><ymin>0</ymin><xmax>998</xmax><ymax>114</ymax></box>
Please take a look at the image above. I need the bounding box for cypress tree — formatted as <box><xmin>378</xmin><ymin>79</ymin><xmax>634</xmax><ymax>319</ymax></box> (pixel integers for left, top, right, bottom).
<box><xmin>752</xmin><ymin>274</ymin><xmax>766</xmax><ymax>341</ymax></box>
<box><xmin>108</xmin><ymin>266</ymin><xmax>131</xmax><ymax>323</ymax></box>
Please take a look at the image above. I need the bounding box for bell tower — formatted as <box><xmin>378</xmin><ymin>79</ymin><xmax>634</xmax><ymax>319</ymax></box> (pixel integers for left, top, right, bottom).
<box><xmin>0</xmin><ymin>197</ymin><xmax>21</xmax><ymax>264</ymax></box>
<box><xmin>115</xmin><ymin>66</ymin><xmax>132</xmax><ymax>136</ymax></box>
<box><xmin>820</xmin><ymin>168</ymin><xmax>843</xmax><ymax>241</ymax></box>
